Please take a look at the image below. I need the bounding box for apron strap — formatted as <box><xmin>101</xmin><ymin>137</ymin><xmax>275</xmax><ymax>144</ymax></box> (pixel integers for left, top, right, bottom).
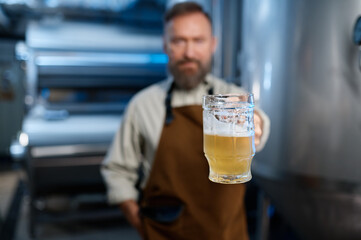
<box><xmin>165</xmin><ymin>81</ymin><xmax>176</xmax><ymax>125</ymax></box>
<box><xmin>165</xmin><ymin>81</ymin><xmax>213</xmax><ymax>125</ymax></box>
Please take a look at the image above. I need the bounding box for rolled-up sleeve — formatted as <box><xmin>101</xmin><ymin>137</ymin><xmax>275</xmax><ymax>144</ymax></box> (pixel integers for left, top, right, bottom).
<box><xmin>101</xmin><ymin>100</ymin><xmax>142</xmax><ymax>205</ymax></box>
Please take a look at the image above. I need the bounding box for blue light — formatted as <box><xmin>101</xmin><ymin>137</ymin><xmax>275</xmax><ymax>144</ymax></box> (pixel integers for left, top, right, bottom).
<box><xmin>36</xmin><ymin>53</ymin><xmax>168</xmax><ymax>66</ymax></box>
<box><xmin>150</xmin><ymin>54</ymin><xmax>168</xmax><ymax>64</ymax></box>
<box><xmin>41</xmin><ymin>88</ymin><xmax>50</xmax><ymax>99</ymax></box>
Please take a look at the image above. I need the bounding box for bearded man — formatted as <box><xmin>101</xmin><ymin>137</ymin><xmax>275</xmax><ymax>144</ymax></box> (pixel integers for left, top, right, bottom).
<box><xmin>102</xmin><ymin>2</ymin><xmax>270</xmax><ymax>239</ymax></box>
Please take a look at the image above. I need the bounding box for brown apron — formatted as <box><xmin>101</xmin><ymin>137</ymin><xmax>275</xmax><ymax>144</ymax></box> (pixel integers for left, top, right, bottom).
<box><xmin>140</xmin><ymin>86</ymin><xmax>249</xmax><ymax>240</ymax></box>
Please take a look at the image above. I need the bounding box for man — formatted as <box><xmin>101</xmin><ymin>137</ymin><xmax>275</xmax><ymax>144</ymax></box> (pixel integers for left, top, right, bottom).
<box><xmin>101</xmin><ymin>2</ymin><xmax>270</xmax><ymax>240</ymax></box>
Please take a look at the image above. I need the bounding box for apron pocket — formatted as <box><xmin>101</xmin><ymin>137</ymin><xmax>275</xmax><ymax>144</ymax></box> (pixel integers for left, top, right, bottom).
<box><xmin>141</xmin><ymin>205</ymin><xmax>184</xmax><ymax>223</ymax></box>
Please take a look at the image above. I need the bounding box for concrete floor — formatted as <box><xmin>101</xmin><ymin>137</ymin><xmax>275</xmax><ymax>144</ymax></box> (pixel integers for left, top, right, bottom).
<box><xmin>0</xmin><ymin>163</ymin><xmax>141</xmax><ymax>240</ymax></box>
<box><xmin>15</xmin><ymin>196</ymin><xmax>141</xmax><ymax>240</ymax></box>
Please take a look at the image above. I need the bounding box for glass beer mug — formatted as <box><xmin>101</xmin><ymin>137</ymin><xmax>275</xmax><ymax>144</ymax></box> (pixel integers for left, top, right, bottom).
<box><xmin>202</xmin><ymin>94</ymin><xmax>255</xmax><ymax>184</ymax></box>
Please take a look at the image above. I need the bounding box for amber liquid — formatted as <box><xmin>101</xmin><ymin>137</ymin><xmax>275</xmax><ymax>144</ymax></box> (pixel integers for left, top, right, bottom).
<box><xmin>203</xmin><ymin>134</ymin><xmax>255</xmax><ymax>183</ymax></box>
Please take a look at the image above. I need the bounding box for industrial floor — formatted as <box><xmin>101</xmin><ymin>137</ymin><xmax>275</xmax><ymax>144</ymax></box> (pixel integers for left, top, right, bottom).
<box><xmin>0</xmin><ymin>159</ymin><xmax>141</xmax><ymax>240</ymax></box>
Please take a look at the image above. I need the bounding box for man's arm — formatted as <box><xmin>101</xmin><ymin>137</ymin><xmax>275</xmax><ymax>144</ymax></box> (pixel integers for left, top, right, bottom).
<box><xmin>101</xmin><ymin>100</ymin><xmax>144</xmax><ymax>237</ymax></box>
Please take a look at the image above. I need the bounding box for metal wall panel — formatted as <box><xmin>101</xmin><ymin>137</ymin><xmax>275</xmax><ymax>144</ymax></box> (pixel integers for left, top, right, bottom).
<box><xmin>241</xmin><ymin>0</ymin><xmax>361</xmax><ymax>239</ymax></box>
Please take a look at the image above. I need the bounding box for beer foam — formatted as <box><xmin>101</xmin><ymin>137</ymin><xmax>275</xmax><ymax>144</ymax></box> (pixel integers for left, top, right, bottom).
<box><xmin>203</xmin><ymin>112</ymin><xmax>254</xmax><ymax>137</ymax></box>
<box><xmin>204</xmin><ymin>129</ymin><xmax>253</xmax><ymax>137</ymax></box>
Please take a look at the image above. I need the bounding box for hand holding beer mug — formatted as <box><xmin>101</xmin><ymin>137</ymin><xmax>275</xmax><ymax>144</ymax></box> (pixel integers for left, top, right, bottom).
<box><xmin>202</xmin><ymin>94</ymin><xmax>255</xmax><ymax>184</ymax></box>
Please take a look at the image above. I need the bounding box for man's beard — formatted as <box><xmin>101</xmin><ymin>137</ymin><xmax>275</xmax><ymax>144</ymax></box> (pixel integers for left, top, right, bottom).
<box><xmin>169</xmin><ymin>58</ymin><xmax>211</xmax><ymax>90</ymax></box>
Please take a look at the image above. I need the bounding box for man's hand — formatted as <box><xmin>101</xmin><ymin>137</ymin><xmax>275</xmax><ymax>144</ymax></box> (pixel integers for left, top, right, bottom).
<box><xmin>221</xmin><ymin>95</ymin><xmax>263</xmax><ymax>147</ymax></box>
<box><xmin>254</xmin><ymin>111</ymin><xmax>263</xmax><ymax>147</ymax></box>
<box><xmin>120</xmin><ymin>200</ymin><xmax>144</xmax><ymax>238</ymax></box>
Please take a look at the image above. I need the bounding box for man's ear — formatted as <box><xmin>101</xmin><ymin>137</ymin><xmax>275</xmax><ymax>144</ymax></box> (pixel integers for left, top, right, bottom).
<box><xmin>211</xmin><ymin>36</ymin><xmax>218</xmax><ymax>54</ymax></box>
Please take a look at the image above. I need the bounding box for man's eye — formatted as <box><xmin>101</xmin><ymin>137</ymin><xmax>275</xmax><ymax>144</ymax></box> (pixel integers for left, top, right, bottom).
<box><xmin>172</xmin><ymin>39</ymin><xmax>184</xmax><ymax>44</ymax></box>
<box><xmin>195</xmin><ymin>38</ymin><xmax>205</xmax><ymax>43</ymax></box>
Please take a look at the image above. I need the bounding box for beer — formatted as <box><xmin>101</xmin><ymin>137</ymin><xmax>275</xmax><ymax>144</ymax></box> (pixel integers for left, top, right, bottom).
<box><xmin>203</xmin><ymin>93</ymin><xmax>255</xmax><ymax>184</ymax></box>
<box><xmin>203</xmin><ymin>134</ymin><xmax>255</xmax><ymax>183</ymax></box>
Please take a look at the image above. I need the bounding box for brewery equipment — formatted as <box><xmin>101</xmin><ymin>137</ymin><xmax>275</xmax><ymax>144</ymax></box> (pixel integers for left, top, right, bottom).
<box><xmin>10</xmin><ymin>18</ymin><xmax>167</xmax><ymax>236</ymax></box>
<box><xmin>241</xmin><ymin>0</ymin><xmax>361</xmax><ymax>239</ymax></box>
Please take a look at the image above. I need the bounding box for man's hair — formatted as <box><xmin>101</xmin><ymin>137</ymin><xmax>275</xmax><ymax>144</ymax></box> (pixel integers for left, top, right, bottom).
<box><xmin>164</xmin><ymin>1</ymin><xmax>212</xmax><ymax>25</ymax></box>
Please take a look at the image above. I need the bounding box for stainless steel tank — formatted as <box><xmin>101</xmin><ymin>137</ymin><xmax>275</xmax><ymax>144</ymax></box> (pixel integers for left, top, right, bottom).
<box><xmin>240</xmin><ymin>0</ymin><xmax>361</xmax><ymax>239</ymax></box>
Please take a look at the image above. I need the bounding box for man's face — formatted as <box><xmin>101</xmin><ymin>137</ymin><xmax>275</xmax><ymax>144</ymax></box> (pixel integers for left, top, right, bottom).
<box><xmin>164</xmin><ymin>12</ymin><xmax>217</xmax><ymax>90</ymax></box>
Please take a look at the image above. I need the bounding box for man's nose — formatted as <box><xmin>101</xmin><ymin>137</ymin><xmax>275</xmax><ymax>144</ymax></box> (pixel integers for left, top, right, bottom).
<box><xmin>184</xmin><ymin>42</ymin><xmax>196</xmax><ymax>59</ymax></box>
